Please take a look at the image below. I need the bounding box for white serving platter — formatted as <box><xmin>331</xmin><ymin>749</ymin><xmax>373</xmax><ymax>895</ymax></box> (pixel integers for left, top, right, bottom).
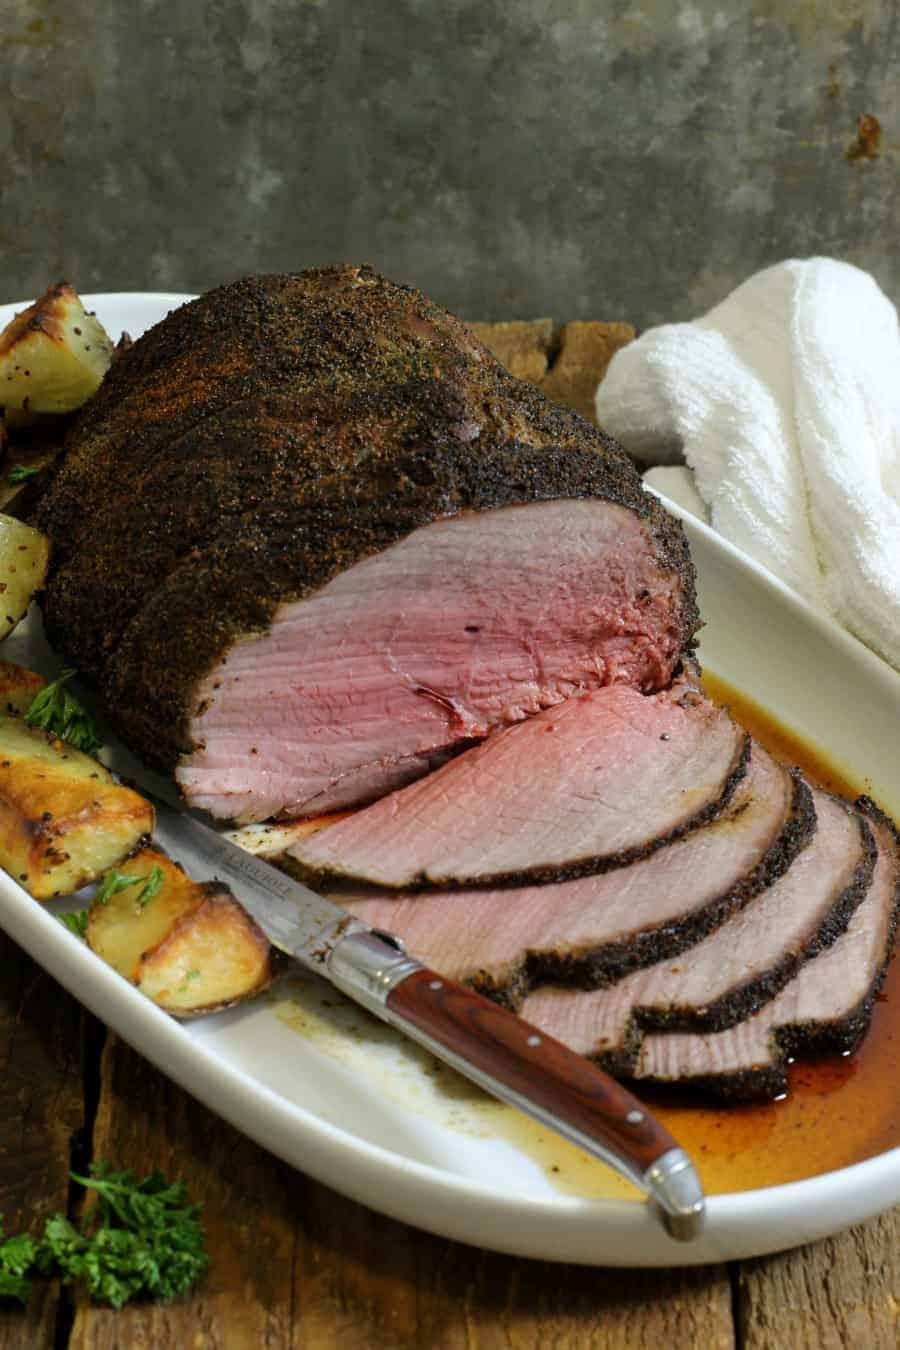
<box><xmin>0</xmin><ymin>292</ymin><xmax>898</xmax><ymax>1267</ymax></box>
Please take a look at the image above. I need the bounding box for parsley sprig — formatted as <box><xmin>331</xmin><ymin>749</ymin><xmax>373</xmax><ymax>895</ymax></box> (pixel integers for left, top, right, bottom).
<box><xmin>0</xmin><ymin>1230</ymin><xmax>37</xmax><ymax>1302</ymax></box>
<box><xmin>6</xmin><ymin>464</ymin><xmax>41</xmax><ymax>485</ymax></box>
<box><xmin>0</xmin><ymin>1164</ymin><xmax>207</xmax><ymax>1309</ymax></box>
<box><xmin>96</xmin><ymin>863</ymin><xmax>164</xmax><ymax>908</ymax></box>
<box><xmin>57</xmin><ymin>908</ymin><xmax>89</xmax><ymax>939</ymax></box>
<box><xmin>24</xmin><ymin>669</ymin><xmax>103</xmax><ymax>756</ymax></box>
<box><xmin>56</xmin><ymin>866</ymin><xmax>164</xmax><ymax>943</ymax></box>
<box><xmin>136</xmin><ymin>864</ymin><xmax>164</xmax><ymax>907</ymax></box>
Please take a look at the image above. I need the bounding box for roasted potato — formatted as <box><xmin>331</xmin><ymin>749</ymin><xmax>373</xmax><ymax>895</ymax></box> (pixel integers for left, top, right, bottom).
<box><xmin>0</xmin><ymin>513</ymin><xmax>50</xmax><ymax>638</ymax></box>
<box><xmin>0</xmin><ymin>660</ymin><xmax>45</xmax><ymax>716</ymax></box>
<box><xmin>0</xmin><ymin>716</ymin><xmax>153</xmax><ymax>899</ymax></box>
<box><xmin>0</xmin><ymin>282</ymin><xmax>114</xmax><ymax>426</ymax></box>
<box><xmin>86</xmin><ymin>847</ymin><xmax>279</xmax><ymax>1016</ymax></box>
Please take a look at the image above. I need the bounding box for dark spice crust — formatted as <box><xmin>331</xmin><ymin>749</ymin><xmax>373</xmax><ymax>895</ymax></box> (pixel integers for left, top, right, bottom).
<box><xmin>599</xmin><ymin>799</ymin><xmax>879</xmax><ymax>1096</ymax></box>
<box><xmin>620</xmin><ymin>796</ymin><xmax>900</xmax><ymax>1103</ymax></box>
<box><xmin>598</xmin><ymin>802</ymin><xmax>877</xmax><ymax>1079</ymax></box>
<box><xmin>106</xmin><ymin>437</ymin><xmax>691</xmax><ymax>772</ymax></box>
<box><xmin>35</xmin><ymin>265</ymin><xmax>698</xmax><ymax>775</ymax></box>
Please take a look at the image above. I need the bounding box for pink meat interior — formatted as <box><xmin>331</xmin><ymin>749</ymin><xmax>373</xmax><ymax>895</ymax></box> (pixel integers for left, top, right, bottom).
<box><xmin>335</xmin><ymin>745</ymin><xmax>790</xmax><ymax>985</ymax></box>
<box><xmin>519</xmin><ymin>791</ymin><xmax>866</xmax><ymax>1057</ymax></box>
<box><xmin>289</xmin><ymin>683</ymin><xmax>743</xmax><ymax>888</ymax></box>
<box><xmin>636</xmin><ymin>814</ymin><xmax>897</xmax><ymax>1083</ymax></box>
<box><xmin>176</xmin><ymin>498</ymin><xmax>684</xmax><ymax>822</ymax></box>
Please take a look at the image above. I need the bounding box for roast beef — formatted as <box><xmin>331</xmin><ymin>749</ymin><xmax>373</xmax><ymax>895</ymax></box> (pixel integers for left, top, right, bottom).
<box><xmin>335</xmin><ymin>744</ymin><xmax>813</xmax><ymax>1002</ymax></box>
<box><xmin>517</xmin><ymin>789</ymin><xmax>875</xmax><ymax>1079</ymax></box>
<box><xmin>35</xmin><ymin>267</ymin><xmax>698</xmax><ymax>823</ymax></box>
<box><xmin>176</xmin><ymin>496</ymin><xmax>695</xmax><ymax>823</ymax></box>
<box><xmin>636</xmin><ymin>800</ymin><xmax>899</xmax><ymax>1100</ymax></box>
<box><xmin>288</xmin><ymin>683</ymin><xmax>749</xmax><ymax>887</ymax></box>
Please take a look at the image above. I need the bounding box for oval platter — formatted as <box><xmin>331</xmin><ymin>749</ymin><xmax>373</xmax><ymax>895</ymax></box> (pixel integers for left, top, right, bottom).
<box><xmin>0</xmin><ymin>292</ymin><xmax>898</xmax><ymax>1266</ymax></box>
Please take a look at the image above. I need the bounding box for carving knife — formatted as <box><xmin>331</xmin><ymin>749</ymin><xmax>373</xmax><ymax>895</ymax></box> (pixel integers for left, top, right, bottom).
<box><xmin>149</xmin><ymin>797</ymin><xmax>706</xmax><ymax>1241</ymax></box>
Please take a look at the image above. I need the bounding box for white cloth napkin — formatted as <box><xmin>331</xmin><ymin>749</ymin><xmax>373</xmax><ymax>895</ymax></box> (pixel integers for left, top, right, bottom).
<box><xmin>595</xmin><ymin>258</ymin><xmax>900</xmax><ymax>672</ymax></box>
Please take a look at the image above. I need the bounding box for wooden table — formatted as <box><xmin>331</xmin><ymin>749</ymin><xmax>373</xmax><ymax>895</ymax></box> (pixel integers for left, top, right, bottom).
<box><xmin>2</xmin><ymin>927</ymin><xmax>899</xmax><ymax>1349</ymax></box>
<box><xmin>2</xmin><ymin>320</ymin><xmax>898</xmax><ymax>1347</ymax></box>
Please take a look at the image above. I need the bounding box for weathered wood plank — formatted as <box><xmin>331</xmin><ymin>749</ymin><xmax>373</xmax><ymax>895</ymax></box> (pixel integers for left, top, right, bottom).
<box><xmin>468</xmin><ymin>319</ymin><xmax>554</xmax><ymax>383</ymax></box>
<box><xmin>541</xmin><ymin>319</ymin><xmax>635</xmax><ymax>424</ymax></box>
<box><xmin>67</xmin><ymin>1033</ymin><xmax>301</xmax><ymax>1349</ymax></box>
<box><xmin>738</xmin><ymin>1208</ymin><xmax>900</xmax><ymax>1350</ymax></box>
<box><xmin>288</xmin><ymin>1182</ymin><xmax>734</xmax><ymax>1350</ymax></box>
<box><xmin>470</xmin><ymin>317</ymin><xmax>634</xmax><ymax>427</ymax></box>
<box><xmin>70</xmin><ymin>1034</ymin><xmax>733</xmax><ymax>1349</ymax></box>
<box><xmin>0</xmin><ymin>932</ymin><xmax>85</xmax><ymax>1350</ymax></box>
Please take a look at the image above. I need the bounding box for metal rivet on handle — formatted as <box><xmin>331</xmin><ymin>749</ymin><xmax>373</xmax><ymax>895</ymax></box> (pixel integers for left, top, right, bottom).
<box><xmin>626</xmin><ymin>1109</ymin><xmax>645</xmax><ymax>1125</ymax></box>
<box><xmin>527</xmin><ymin>1035</ymin><xmax>541</xmax><ymax>1047</ymax></box>
<box><xmin>429</xmin><ymin>979</ymin><xmax>443</xmax><ymax>990</ymax></box>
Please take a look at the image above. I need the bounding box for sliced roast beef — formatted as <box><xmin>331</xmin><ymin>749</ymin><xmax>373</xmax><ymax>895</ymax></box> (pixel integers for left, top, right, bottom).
<box><xmin>35</xmin><ymin>267</ymin><xmax>698</xmax><ymax>823</ymax></box>
<box><xmin>636</xmin><ymin>800</ymin><xmax>900</xmax><ymax>1100</ymax></box>
<box><xmin>334</xmin><ymin>745</ymin><xmax>812</xmax><ymax>1001</ymax></box>
<box><xmin>176</xmin><ymin>498</ymin><xmax>695</xmax><ymax>823</ymax></box>
<box><xmin>518</xmin><ymin>789</ymin><xmax>875</xmax><ymax>1076</ymax></box>
<box><xmin>288</xmin><ymin>683</ymin><xmax>748</xmax><ymax>887</ymax></box>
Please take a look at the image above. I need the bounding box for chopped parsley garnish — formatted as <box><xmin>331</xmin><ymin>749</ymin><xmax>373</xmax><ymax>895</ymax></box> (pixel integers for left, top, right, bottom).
<box><xmin>6</xmin><ymin>464</ymin><xmax>41</xmax><ymax>485</ymax></box>
<box><xmin>137</xmin><ymin>864</ymin><xmax>164</xmax><ymax>907</ymax></box>
<box><xmin>57</xmin><ymin>908</ymin><xmax>89</xmax><ymax>939</ymax></box>
<box><xmin>24</xmin><ymin>670</ymin><xmax>103</xmax><ymax>756</ymax></box>
<box><xmin>96</xmin><ymin>868</ymin><xmax>143</xmax><ymax>905</ymax></box>
<box><xmin>0</xmin><ymin>1164</ymin><xmax>208</xmax><ymax>1308</ymax></box>
<box><xmin>96</xmin><ymin>863</ymin><xmax>164</xmax><ymax>908</ymax></box>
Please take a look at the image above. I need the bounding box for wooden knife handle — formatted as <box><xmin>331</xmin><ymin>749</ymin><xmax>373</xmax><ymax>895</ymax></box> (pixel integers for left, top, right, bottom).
<box><xmin>387</xmin><ymin>966</ymin><xmax>678</xmax><ymax>1178</ymax></box>
<box><xmin>326</xmin><ymin>927</ymin><xmax>703</xmax><ymax>1235</ymax></box>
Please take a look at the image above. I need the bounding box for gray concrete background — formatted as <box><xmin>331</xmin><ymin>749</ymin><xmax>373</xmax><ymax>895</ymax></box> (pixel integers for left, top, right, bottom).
<box><xmin>3</xmin><ymin>0</ymin><xmax>897</xmax><ymax>327</ymax></box>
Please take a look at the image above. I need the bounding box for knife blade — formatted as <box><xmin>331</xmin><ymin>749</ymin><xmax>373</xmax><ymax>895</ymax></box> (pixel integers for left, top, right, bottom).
<box><xmin>149</xmin><ymin>796</ymin><xmax>706</xmax><ymax>1240</ymax></box>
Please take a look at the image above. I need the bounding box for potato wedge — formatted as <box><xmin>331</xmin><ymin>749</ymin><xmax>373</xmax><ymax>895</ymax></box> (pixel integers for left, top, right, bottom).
<box><xmin>0</xmin><ymin>513</ymin><xmax>50</xmax><ymax>639</ymax></box>
<box><xmin>86</xmin><ymin>849</ymin><xmax>206</xmax><ymax>979</ymax></box>
<box><xmin>136</xmin><ymin>895</ymin><xmax>278</xmax><ymax>1016</ymax></box>
<box><xmin>87</xmin><ymin>847</ymin><xmax>279</xmax><ymax>1016</ymax></box>
<box><xmin>0</xmin><ymin>282</ymin><xmax>114</xmax><ymax>426</ymax></box>
<box><xmin>0</xmin><ymin>660</ymin><xmax>45</xmax><ymax>716</ymax></box>
<box><xmin>225</xmin><ymin>811</ymin><xmax>350</xmax><ymax>859</ymax></box>
<box><xmin>0</xmin><ymin>717</ymin><xmax>153</xmax><ymax>899</ymax></box>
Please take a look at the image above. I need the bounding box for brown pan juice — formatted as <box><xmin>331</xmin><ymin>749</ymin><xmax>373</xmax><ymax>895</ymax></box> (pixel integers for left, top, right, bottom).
<box><xmin>489</xmin><ymin>676</ymin><xmax>900</xmax><ymax>1202</ymax></box>
<box><xmin>637</xmin><ymin>673</ymin><xmax>900</xmax><ymax>1195</ymax></box>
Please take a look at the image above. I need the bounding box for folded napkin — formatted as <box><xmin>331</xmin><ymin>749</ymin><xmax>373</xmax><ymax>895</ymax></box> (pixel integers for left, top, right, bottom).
<box><xmin>595</xmin><ymin>258</ymin><xmax>900</xmax><ymax>672</ymax></box>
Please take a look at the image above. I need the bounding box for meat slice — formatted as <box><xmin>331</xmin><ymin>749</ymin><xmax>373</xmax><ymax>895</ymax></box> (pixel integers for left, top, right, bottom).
<box><xmin>518</xmin><ymin>790</ymin><xmax>876</xmax><ymax>1077</ymax></box>
<box><xmin>336</xmin><ymin>746</ymin><xmax>812</xmax><ymax>1001</ymax></box>
<box><xmin>636</xmin><ymin>801</ymin><xmax>900</xmax><ymax>1101</ymax></box>
<box><xmin>35</xmin><ymin>267</ymin><xmax>699</xmax><ymax>822</ymax></box>
<box><xmin>288</xmin><ymin>684</ymin><xmax>748</xmax><ymax>888</ymax></box>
